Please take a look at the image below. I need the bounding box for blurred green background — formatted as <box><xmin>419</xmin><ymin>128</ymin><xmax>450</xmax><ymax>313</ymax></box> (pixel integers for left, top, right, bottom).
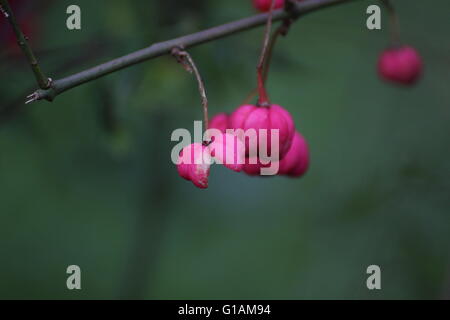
<box><xmin>0</xmin><ymin>0</ymin><xmax>449</xmax><ymax>299</ymax></box>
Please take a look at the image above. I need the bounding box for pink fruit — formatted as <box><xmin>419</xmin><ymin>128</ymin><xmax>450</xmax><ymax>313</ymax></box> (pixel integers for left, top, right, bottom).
<box><xmin>242</xmin><ymin>132</ymin><xmax>309</xmax><ymax>177</ymax></box>
<box><xmin>242</xmin><ymin>157</ymin><xmax>269</xmax><ymax>176</ymax></box>
<box><xmin>378</xmin><ymin>46</ymin><xmax>423</xmax><ymax>85</ymax></box>
<box><xmin>177</xmin><ymin>143</ymin><xmax>211</xmax><ymax>189</ymax></box>
<box><xmin>279</xmin><ymin>131</ymin><xmax>309</xmax><ymax>177</ymax></box>
<box><xmin>229</xmin><ymin>104</ymin><xmax>295</xmax><ymax>160</ymax></box>
<box><xmin>209</xmin><ymin>113</ymin><xmax>229</xmax><ymax>133</ymax></box>
<box><xmin>209</xmin><ymin>133</ymin><xmax>245</xmax><ymax>172</ymax></box>
<box><xmin>252</xmin><ymin>0</ymin><xmax>284</xmax><ymax>12</ymax></box>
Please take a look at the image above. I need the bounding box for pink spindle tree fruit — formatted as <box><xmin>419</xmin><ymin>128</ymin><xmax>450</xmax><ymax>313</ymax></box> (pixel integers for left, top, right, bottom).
<box><xmin>378</xmin><ymin>46</ymin><xmax>423</xmax><ymax>85</ymax></box>
<box><xmin>209</xmin><ymin>113</ymin><xmax>229</xmax><ymax>133</ymax></box>
<box><xmin>252</xmin><ymin>0</ymin><xmax>284</xmax><ymax>12</ymax></box>
<box><xmin>242</xmin><ymin>157</ymin><xmax>269</xmax><ymax>176</ymax></box>
<box><xmin>279</xmin><ymin>131</ymin><xmax>309</xmax><ymax>177</ymax></box>
<box><xmin>177</xmin><ymin>143</ymin><xmax>211</xmax><ymax>189</ymax></box>
<box><xmin>229</xmin><ymin>104</ymin><xmax>295</xmax><ymax>160</ymax></box>
<box><xmin>243</xmin><ymin>131</ymin><xmax>309</xmax><ymax>177</ymax></box>
<box><xmin>209</xmin><ymin>132</ymin><xmax>245</xmax><ymax>172</ymax></box>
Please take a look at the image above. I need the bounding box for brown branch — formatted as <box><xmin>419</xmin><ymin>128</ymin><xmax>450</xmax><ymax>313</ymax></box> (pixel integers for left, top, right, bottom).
<box><xmin>23</xmin><ymin>0</ymin><xmax>361</xmax><ymax>103</ymax></box>
<box><xmin>0</xmin><ymin>0</ymin><xmax>51</xmax><ymax>89</ymax></box>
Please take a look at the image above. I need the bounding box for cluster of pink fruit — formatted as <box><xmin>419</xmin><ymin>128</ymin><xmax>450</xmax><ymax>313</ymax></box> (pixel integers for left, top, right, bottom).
<box><xmin>177</xmin><ymin>104</ymin><xmax>310</xmax><ymax>189</ymax></box>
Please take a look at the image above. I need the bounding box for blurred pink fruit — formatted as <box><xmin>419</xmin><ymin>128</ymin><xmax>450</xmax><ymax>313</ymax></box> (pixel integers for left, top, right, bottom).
<box><xmin>378</xmin><ymin>46</ymin><xmax>423</xmax><ymax>85</ymax></box>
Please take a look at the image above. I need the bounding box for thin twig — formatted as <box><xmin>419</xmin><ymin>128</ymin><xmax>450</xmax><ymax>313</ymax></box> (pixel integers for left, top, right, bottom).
<box><xmin>380</xmin><ymin>0</ymin><xmax>401</xmax><ymax>46</ymax></box>
<box><xmin>242</xmin><ymin>4</ymin><xmax>294</xmax><ymax>106</ymax></box>
<box><xmin>241</xmin><ymin>20</ymin><xmax>291</xmax><ymax>106</ymax></box>
<box><xmin>172</xmin><ymin>48</ymin><xmax>209</xmax><ymax>131</ymax></box>
<box><xmin>0</xmin><ymin>0</ymin><xmax>51</xmax><ymax>89</ymax></box>
<box><xmin>264</xmin><ymin>3</ymin><xmax>294</xmax><ymax>82</ymax></box>
<box><xmin>25</xmin><ymin>0</ymin><xmax>360</xmax><ymax>103</ymax></box>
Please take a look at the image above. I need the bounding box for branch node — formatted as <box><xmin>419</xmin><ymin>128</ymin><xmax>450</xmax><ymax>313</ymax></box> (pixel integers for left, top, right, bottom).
<box><xmin>171</xmin><ymin>46</ymin><xmax>193</xmax><ymax>73</ymax></box>
<box><xmin>46</xmin><ymin>77</ymin><xmax>53</xmax><ymax>89</ymax></box>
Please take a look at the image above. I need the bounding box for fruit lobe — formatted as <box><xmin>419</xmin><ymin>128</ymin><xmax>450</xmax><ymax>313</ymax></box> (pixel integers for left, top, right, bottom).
<box><xmin>279</xmin><ymin>131</ymin><xmax>309</xmax><ymax>177</ymax></box>
<box><xmin>229</xmin><ymin>104</ymin><xmax>295</xmax><ymax>160</ymax></box>
<box><xmin>209</xmin><ymin>113</ymin><xmax>229</xmax><ymax>133</ymax></box>
<box><xmin>177</xmin><ymin>143</ymin><xmax>211</xmax><ymax>189</ymax></box>
<box><xmin>209</xmin><ymin>133</ymin><xmax>245</xmax><ymax>172</ymax></box>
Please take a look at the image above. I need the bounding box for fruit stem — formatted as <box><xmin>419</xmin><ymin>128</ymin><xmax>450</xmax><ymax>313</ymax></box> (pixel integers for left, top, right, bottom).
<box><xmin>263</xmin><ymin>19</ymin><xmax>292</xmax><ymax>85</ymax></box>
<box><xmin>171</xmin><ymin>47</ymin><xmax>209</xmax><ymax>132</ymax></box>
<box><xmin>241</xmin><ymin>19</ymin><xmax>291</xmax><ymax>106</ymax></box>
<box><xmin>381</xmin><ymin>0</ymin><xmax>401</xmax><ymax>47</ymax></box>
<box><xmin>257</xmin><ymin>69</ymin><xmax>270</xmax><ymax>107</ymax></box>
<box><xmin>256</xmin><ymin>0</ymin><xmax>277</xmax><ymax>107</ymax></box>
